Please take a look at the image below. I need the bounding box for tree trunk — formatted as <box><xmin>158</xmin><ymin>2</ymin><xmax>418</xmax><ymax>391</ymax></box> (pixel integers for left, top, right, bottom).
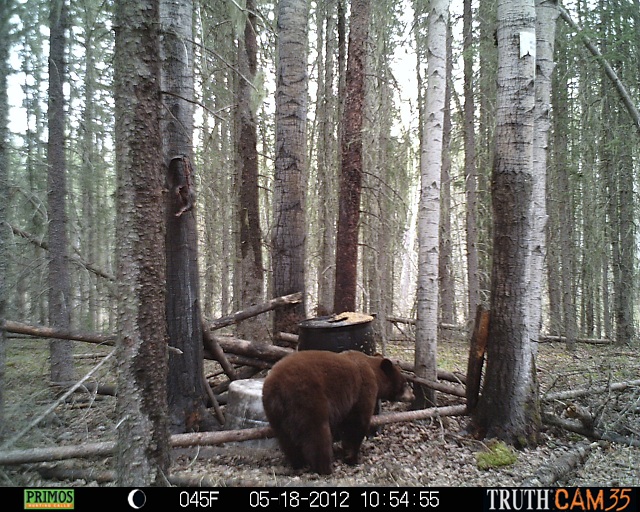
<box><xmin>333</xmin><ymin>0</ymin><xmax>370</xmax><ymax>314</ymax></box>
<box><xmin>463</xmin><ymin>0</ymin><xmax>480</xmax><ymax>321</ymax></box>
<box><xmin>472</xmin><ymin>0</ymin><xmax>541</xmax><ymax>447</ymax></box>
<box><xmin>439</xmin><ymin>18</ymin><xmax>455</xmax><ymax>327</ymax></box>
<box><xmin>315</xmin><ymin>0</ymin><xmax>339</xmax><ymax>315</ymax></box>
<box><xmin>414</xmin><ymin>0</ymin><xmax>449</xmax><ymax>409</ymax></box>
<box><xmin>531</xmin><ymin>0</ymin><xmax>558</xmax><ymax>340</ymax></box>
<box><xmin>236</xmin><ymin>0</ymin><xmax>267</xmax><ymax>341</ymax></box>
<box><xmin>47</xmin><ymin>0</ymin><xmax>74</xmax><ymax>385</ymax></box>
<box><xmin>0</xmin><ymin>0</ymin><xmax>11</xmax><ymax>436</ymax></box>
<box><xmin>160</xmin><ymin>0</ymin><xmax>210</xmax><ymax>434</ymax></box>
<box><xmin>114</xmin><ymin>0</ymin><xmax>170</xmax><ymax>485</ymax></box>
<box><xmin>273</xmin><ymin>0</ymin><xmax>308</xmax><ymax>334</ymax></box>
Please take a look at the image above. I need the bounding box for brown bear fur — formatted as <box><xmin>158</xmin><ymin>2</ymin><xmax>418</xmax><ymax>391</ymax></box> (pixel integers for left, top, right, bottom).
<box><xmin>262</xmin><ymin>350</ymin><xmax>414</xmax><ymax>475</ymax></box>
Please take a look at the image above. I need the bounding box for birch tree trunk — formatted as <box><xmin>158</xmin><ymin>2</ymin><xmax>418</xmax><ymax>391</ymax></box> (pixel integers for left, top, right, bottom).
<box><xmin>114</xmin><ymin>0</ymin><xmax>170</xmax><ymax>485</ymax></box>
<box><xmin>334</xmin><ymin>0</ymin><xmax>370</xmax><ymax>314</ymax></box>
<box><xmin>472</xmin><ymin>0</ymin><xmax>541</xmax><ymax>446</ymax></box>
<box><xmin>439</xmin><ymin>19</ymin><xmax>455</xmax><ymax>326</ymax></box>
<box><xmin>273</xmin><ymin>0</ymin><xmax>308</xmax><ymax>334</ymax></box>
<box><xmin>530</xmin><ymin>0</ymin><xmax>557</xmax><ymax>340</ymax></box>
<box><xmin>47</xmin><ymin>0</ymin><xmax>74</xmax><ymax>385</ymax></box>
<box><xmin>414</xmin><ymin>0</ymin><xmax>449</xmax><ymax>409</ymax></box>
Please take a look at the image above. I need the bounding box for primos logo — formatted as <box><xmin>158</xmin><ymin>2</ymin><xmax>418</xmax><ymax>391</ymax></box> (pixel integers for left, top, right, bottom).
<box><xmin>24</xmin><ymin>489</ymin><xmax>75</xmax><ymax>509</ymax></box>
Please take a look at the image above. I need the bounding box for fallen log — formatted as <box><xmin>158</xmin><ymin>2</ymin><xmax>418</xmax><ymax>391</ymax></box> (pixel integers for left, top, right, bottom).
<box><xmin>0</xmin><ymin>405</ymin><xmax>468</xmax><ymax>465</ymax></box>
<box><xmin>521</xmin><ymin>441</ymin><xmax>596</xmax><ymax>487</ymax></box>
<box><xmin>543</xmin><ymin>379</ymin><xmax>640</xmax><ymax>402</ymax></box>
<box><xmin>2</xmin><ymin>320</ymin><xmax>114</xmax><ymax>346</ymax></box>
<box><xmin>371</xmin><ymin>404</ymin><xmax>468</xmax><ymax>426</ymax></box>
<box><xmin>406</xmin><ymin>374</ymin><xmax>466</xmax><ymax>398</ymax></box>
<box><xmin>214</xmin><ymin>335</ymin><xmax>293</xmax><ymax>362</ymax></box>
<box><xmin>206</xmin><ymin>292</ymin><xmax>303</xmax><ymax>331</ymax></box>
<box><xmin>542</xmin><ymin>413</ymin><xmax>640</xmax><ymax>447</ymax></box>
<box><xmin>386</xmin><ymin>316</ymin><xmax>461</xmax><ymax>332</ymax></box>
<box><xmin>397</xmin><ymin>360</ymin><xmax>466</xmax><ymax>385</ymax></box>
<box><xmin>0</xmin><ymin>441</ymin><xmax>117</xmax><ymax>465</ymax></box>
<box><xmin>202</xmin><ymin>327</ymin><xmax>237</xmax><ymax>380</ymax></box>
<box><xmin>540</xmin><ymin>335</ymin><xmax>611</xmax><ymax>345</ymax></box>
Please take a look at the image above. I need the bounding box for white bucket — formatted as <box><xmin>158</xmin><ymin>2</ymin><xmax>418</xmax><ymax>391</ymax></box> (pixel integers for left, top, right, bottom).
<box><xmin>225</xmin><ymin>378</ymin><xmax>277</xmax><ymax>449</ymax></box>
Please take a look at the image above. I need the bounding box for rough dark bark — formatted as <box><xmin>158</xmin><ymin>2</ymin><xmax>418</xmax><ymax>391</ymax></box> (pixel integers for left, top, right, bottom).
<box><xmin>47</xmin><ymin>0</ymin><xmax>74</xmax><ymax>385</ymax></box>
<box><xmin>0</xmin><ymin>0</ymin><xmax>11</xmax><ymax>437</ymax></box>
<box><xmin>160</xmin><ymin>0</ymin><xmax>211</xmax><ymax>434</ymax></box>
<box><xmin>333</xmin><ymin>0</ymin><xmax>371</xmax><ymax>314</ymax></box>
<box><xmin>236</xmin><ymin>0</ymin><xmax>267</xmax><ymax>341</ymax></box>
<box><xmin>114</xmin><ymin>0</ymin><xmax>170</xmax><ymax>486</ymax></box>
<box><xmin>463</xmin><ymin>0</ymin><xmax>480</xmax><ymax>321</ymax></box>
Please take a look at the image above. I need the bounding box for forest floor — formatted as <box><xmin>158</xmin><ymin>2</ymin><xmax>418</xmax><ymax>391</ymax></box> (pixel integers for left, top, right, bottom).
<box><xmin>1</xmin><ymin>333</ymin><xmax>638</xmax><ymax>488</ymax></box>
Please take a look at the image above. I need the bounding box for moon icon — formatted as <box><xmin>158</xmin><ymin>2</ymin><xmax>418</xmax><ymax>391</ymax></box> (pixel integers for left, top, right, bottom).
<box><xmin>127</xmin><ymin>489</ymin><xmax>146</xmax><ymax>509</ymax></box>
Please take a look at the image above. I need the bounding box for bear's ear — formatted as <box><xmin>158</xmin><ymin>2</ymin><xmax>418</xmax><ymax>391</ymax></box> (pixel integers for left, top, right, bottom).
<box><xmin>379</xmin><ymin>358</ymin><xmax>394</xmax><ymax>375</ymax></box>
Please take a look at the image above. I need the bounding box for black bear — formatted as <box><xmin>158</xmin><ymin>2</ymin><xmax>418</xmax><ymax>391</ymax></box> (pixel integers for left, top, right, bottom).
<box><xmin>262</xmin><ymin>350</ymin><xmax>414</xmax><ymax>475</ymax></box>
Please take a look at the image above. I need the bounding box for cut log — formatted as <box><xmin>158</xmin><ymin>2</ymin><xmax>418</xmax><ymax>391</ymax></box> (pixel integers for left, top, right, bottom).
<box><xmin>465</xmin><ymin>305</ymin><xmax>490</xmax><ymax>412</ymax></box>
<box><xmin>206</xmin><ymin>292</ymin><xmax>303</xmax><ymax>331</ymax></box>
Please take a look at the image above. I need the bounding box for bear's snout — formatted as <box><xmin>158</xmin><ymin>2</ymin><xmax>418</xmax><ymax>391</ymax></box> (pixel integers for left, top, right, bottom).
<box><xmin>398</xmin><ymin>383</ymin><xmax>415</xmax><ymax>403</ymax></box>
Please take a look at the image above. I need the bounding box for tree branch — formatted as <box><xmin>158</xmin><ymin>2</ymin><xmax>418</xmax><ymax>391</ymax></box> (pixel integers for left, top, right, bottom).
<box><xmin>559</xmin><ymin>6</ymin><xmax>640</xmax><ymax>135</ymax></box>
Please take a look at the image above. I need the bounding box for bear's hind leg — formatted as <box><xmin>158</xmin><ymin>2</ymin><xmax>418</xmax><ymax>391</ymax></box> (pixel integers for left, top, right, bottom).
<box><xmin>304</xmin><ymin>422</ymin><xmax>333</xmax><ymax>475</ymax></box>
<box><xmin>339</xmin><ymin>410</ymin><xmax>372</xmax><ymax>466</ymax></box>
<box><xmin>277</xmin><ymin>437</ymin><xmax>307</xmax><ymax>470</ymax></box>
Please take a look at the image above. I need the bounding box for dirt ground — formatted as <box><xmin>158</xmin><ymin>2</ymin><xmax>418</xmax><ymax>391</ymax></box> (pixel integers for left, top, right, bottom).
<box><xmin>1</xmin><ymin>335</ymin><xmax>638</xmax><ymax>487</ymax></box>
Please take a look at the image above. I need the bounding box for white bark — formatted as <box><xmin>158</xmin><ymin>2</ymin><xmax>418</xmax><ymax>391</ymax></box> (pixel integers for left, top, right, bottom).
<box><xmin>529</xmin><ymin>0</ymin><xmax>558</xmax><ymax>343</ymax></box>
<box><xmin>415</xmin><ymin>0</ymin><xmax>449</xmax><ymax>406</ymax></box>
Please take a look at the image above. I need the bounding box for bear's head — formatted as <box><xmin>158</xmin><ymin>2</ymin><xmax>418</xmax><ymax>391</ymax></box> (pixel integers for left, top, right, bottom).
<box><xmin>374</xmin><ymin>357</ymin><xmax>414</xmax><ymax>403</ymax></box>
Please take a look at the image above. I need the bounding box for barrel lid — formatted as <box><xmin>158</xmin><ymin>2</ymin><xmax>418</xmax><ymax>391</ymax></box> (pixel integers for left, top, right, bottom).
<box><xmin>299</xmin><ymin>312</ymin><xmax>374</xmax><ymax>329</ymax></box>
